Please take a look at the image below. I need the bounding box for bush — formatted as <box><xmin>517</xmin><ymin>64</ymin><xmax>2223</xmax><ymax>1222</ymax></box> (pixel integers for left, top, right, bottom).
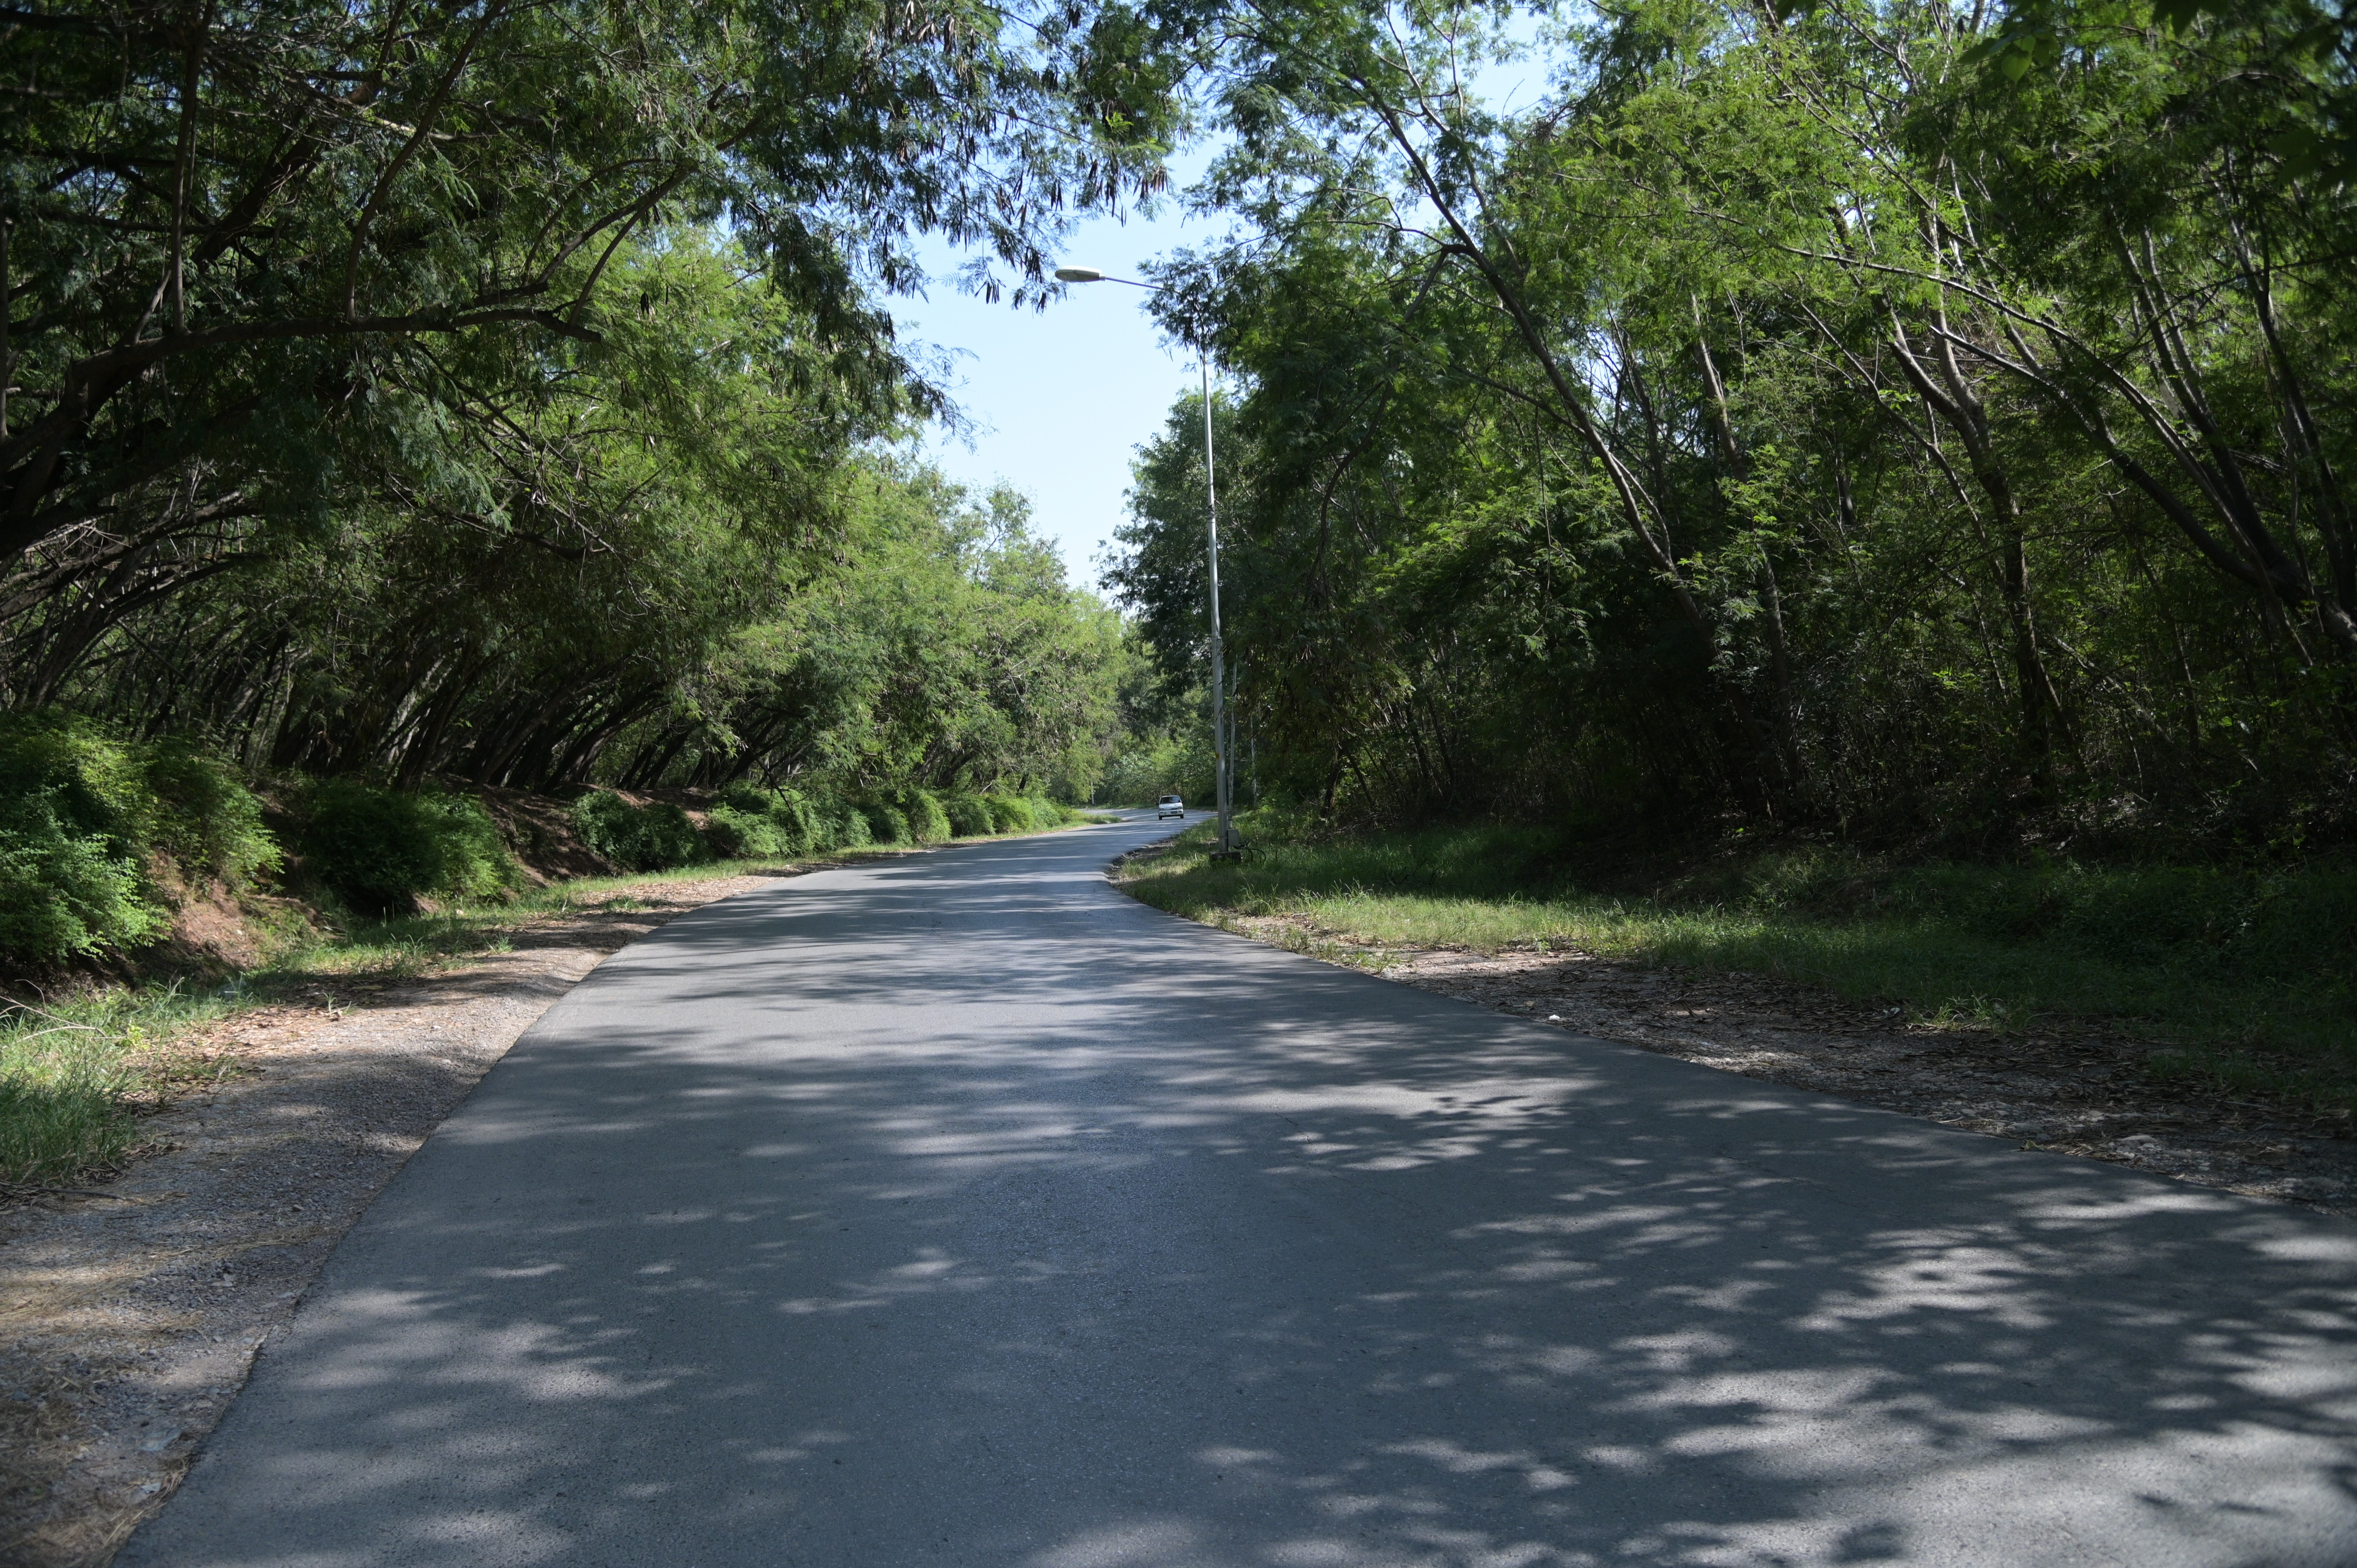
<box><xmin>0</xmin><ymin>710</ymin><xmax>152</xmax><ymax>846</ymax></box>
<box><xmin>0</xmin><ymin>789</ymin><xmax>163</xmax><ymax>962</ymax></box>
<box><xmin>573</xmin><ymin>790</ymin><xmax>707</xmax><ymax>872</ymax></box>
<box><xmin>572</xmin><ymin>789</ymin><xmax>641</xmax><ymax>867</ymax></box>
<box><xmin>896</xmin><ymin>789</ymin><xmax>951</xmax><ymax>844</ymax></box>
<box><xmin>707</xmin><ymin>783</ymin><xmax>853</xmax><ymax>858</ymax></box>
<box><xmin>303</xmin><ymin>780</ymin><xmax>518</xmax><ymax>912</ymax></box>
<box><xmin>715</xmin><ymin>781</ymin><xmax>779</xmax><ymax>815</ymax></box>
<box><xmin>859</xmin><ymin>798</ymin><xmax>910</xmax><ymax>845</ymax></box>
<box><xmin>0</xmin><ymin>711</ymin><xmax>281</xmax><ymax>964</ymax></box>
<box><xmin>943</xmin><ymin>792</ymin><xmax>993</xmax><ymax>837</ymax></box>
<box><xmin>770</xmin><ymin>792</ymin><xmax>822</xmax><ymax>853</ymax></box>
<box><xmin>637</xmin><ymin>802</ymin><xmax>704</xmax><ymax>868</ymax></box>
<box><xmin>983</xmin><ymin>794</ymin><xmax>1034</xmax><ymax>833</ymax></box>
<box><xmin>704</xmin><ymin>804</ymin><xmax>789</xmax><ymax>859</ymax></box>
<box><xmin>822</xmin><ymin>796</ymin><xmax>872</xmax><ymax>849</ymax></box>
<box><xmin>142</xmin><ymin>738</ymin><xmax>279</xmax><ymax>885</ymax></box>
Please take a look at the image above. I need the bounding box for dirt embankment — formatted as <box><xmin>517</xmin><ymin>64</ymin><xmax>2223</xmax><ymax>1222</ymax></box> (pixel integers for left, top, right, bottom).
<box><xmin>0</xmin><ymin>868</ymin><xmax>791</xmax><ymax>1568</ymax></box>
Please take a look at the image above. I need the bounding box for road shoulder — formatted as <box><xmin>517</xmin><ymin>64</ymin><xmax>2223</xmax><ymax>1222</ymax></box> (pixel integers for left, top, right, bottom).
<box><xmin>1106</xmin><ymin>840</ymin><xmax>2357</xmax><ymax>1224</ymax></box>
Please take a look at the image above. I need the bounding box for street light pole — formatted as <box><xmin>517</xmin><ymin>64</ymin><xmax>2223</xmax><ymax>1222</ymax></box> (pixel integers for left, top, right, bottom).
<box><xmin>1054</xmin><ymin>266</ymin><xmax>1236</xmax><ymax>856</ymax></box>
<box><xmin>1199</xmin><ymin>351</ymin><xmax>1235</xmax><ymax>857</ymax></box>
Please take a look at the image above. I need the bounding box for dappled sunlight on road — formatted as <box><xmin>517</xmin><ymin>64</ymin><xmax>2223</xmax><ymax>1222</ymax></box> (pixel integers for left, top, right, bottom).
<box><xmin>124</xmin><ymin>820</ymin><xmax>2357</xmax><ymax>1567</ymax></box>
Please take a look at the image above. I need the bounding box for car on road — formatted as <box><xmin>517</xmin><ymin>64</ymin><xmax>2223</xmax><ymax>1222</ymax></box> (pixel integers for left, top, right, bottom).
<box><xmin>1157</xmin><ymin>794</ymin><xmax>1185</xmax><ymax>819</ymax></box>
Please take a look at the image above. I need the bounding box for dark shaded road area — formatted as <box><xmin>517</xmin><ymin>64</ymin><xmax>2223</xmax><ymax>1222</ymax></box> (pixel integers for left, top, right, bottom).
<box><xmin>123</xmin><ymin>816</ymin><xmax>2357</xmax><ymax>1566</ymax></box>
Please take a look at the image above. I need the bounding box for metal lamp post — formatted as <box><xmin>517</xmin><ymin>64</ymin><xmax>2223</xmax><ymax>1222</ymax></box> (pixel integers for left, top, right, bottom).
<box><xmin>1054</xmin><ymin>266</ymin><xmax>1236</xmax><ymax>858</ymax></box>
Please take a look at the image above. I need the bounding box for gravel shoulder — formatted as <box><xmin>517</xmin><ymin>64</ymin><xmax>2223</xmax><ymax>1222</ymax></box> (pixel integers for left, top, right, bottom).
<box><xmin>0</xmin><ymin>868</ymin><xmax>797</xmax><ymax>1568</ymax></box>
<box><xmin>1209</xmin><ymin>911</ymin><xmax>2357</xmax><ymax>1220</ymax></box>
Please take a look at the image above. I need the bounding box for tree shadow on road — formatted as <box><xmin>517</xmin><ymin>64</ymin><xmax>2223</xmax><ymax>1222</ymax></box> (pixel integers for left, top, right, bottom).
<box><xmin>124</xmin><ymin>833</ymin><xmax>2357</xmax><ymax>1567</ymax></box>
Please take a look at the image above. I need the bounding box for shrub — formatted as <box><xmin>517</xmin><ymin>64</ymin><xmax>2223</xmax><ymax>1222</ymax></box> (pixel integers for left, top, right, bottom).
<box><xmin>707</xmin><ymin>783</ymin><xmax>837</xmax><ymax>858</ymax></box>
<box><xmin>637</xmin><ymin>802</ymin><xmax>704</xmax><ymax>868</ymax></box>
<box><xmin>896</xmin><ymin>788</ymin><xmax>951</xmax><ymax>844</ymax></box>
<box><xmin>0</xmin><ymin>789</ymin><xmax>164</xmax><ymax>962</ymax></box>
<box><xmin>429</xmin><ymin>793</ymin><xmax>519</xmax><ymax>900</ymax></box>
<box><xmin>0</xmin><ymin>710</ymin><xmax>152</xmax><ymax>852</ymax></box>
<box><xmin>820</xmin><ymin>796</ymin><xmax>871</xmax><ymax>849</ymax></box>
<box><xmin>716</xmin><ymin>781</ymin><xmax>781</xmax><ymax>815</ymax></box>
<box><xmin>943</xmin><ymin>792</ymin><xmax>993</xmax><ymax>837</ymax></box>
<box><xmin>984</xmin><ymin>794</ymin><xmax>1034</xmax><ymax>833</ymax></box>
<box><xmin>0</xmin><ymin>712</ymin><xmax>280</xmax><ymax>964</ymax></box>
<box><xmin>141</xmin><ymin>738</ymin><xmax>280</xmax><ymax>885</ymax></box>
<box><xmin>704</xmin><ymin>805</ymin><xmax>789</xmax><ymax>859</ymax></box>
<box><xmin>770</xmin><ymin>792</ymin><xmax>822</xmax><ymax>853</ymax></box>
<box><xmin>572</xmin><ymin>789</ymin><xmax>643</xmax><ymax>868</ymax></box>
<box><xmin>303</xmin><ymin>780</ymin><xmax>518</xmax><ymax>912</ymax></box>
<box><xmin>572</xmin><ymin>790</ymin><xmax>707</xmax><ymax>872</ymax></box>
<box><xmin>859</xmin><ymin>798</ymin><xmax>909</xmax><ymax>845</ymax></box>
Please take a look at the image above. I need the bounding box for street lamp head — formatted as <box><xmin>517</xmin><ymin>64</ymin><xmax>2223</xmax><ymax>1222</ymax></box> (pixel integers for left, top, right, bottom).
<box><xmin>1053</xmin><ymin>266</ymin><xmax>1104</xmax><ymax>283</ymax></box>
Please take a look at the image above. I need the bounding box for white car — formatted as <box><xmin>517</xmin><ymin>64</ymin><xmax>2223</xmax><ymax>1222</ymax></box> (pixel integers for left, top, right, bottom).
<box><xmin>1157</xmin><ymin>794</ymin><xmax>1185</xmax><ymax>819</ymax></box>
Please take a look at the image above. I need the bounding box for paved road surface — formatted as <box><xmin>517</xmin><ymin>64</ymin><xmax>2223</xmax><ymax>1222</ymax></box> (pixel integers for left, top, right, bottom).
<box><xmin>123</xmin><ymin>815</ymin><xmax>2357</xmax><ymax>1566</ymax></box>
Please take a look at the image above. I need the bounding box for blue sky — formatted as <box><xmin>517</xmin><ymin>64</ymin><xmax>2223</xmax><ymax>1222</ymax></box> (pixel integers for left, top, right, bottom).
<box><xmin>898</xmin><ymin>172</ymin><xmax>1219</xmax><ymax>597</ymax></box>
<box><xmin>894</xmin><ymin>34</ymin><xmax>1551</xmax><ymax>597</ymax></box>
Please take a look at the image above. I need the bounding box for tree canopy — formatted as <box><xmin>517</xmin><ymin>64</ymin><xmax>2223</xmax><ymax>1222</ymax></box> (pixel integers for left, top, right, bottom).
<box><xmin>1110</xmin><ymin>0</ymin><xmax>2357</xmax><ymax>848</ymax></box>
<box><xmin>3</xmin><ymin>0</ymin><xmax>1189</xmax><ymax>802</ymax></box>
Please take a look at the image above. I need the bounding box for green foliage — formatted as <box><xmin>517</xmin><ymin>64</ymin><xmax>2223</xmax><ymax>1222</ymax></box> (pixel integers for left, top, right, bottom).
<box><xmin>1110</xmin><ymin>0</ymin><xmax>2357</xmax><ymax>853</ymax></box>
<box><xmin>982</xmin><ymin>795</ymin><xmax>1035</xmax><ymax>833</ymax></box>
<box><xmin>895</xmin><ymin>789</ymin><xmax>952</xmax><ymax>844</ymax></box>
<box><xmin>0</xmin><ymin>711</ymin><xmax>153</xmax><ymax>855</ymax></box>
<box><xmin>572</xmin><ymin>791</ymin><xmax>707</xmax><ymax>873</ymax></box>
<box><xmin>774</xmin><ymin>794</ymin><xmax>827</xmax><ymax>853</ymax></box>
<box><xmin>0</xmin><ymin>791</ymin><xmax>163</xmax><ymax>965</ymax></box>
<box><xmin>686</xmin><ymin>781</ymin><xmax>936</xmax><ymax>860</ymax></box>
<box><xmin>715</xmin><ymin>782</ymin><xmax>779</xmax><ymax>816</ymax></box>
<box><xmin>703</xmin><ymin>805</ymin><xmax>792</xmax><ymax>860</ymax></box>
<box><xmin>823</xmin><ymin>798</ymin><xmax>874</xmax><ymax>849</ymax></box>
<box><xmin>0</xmin><ymin>712</ymin><xmax>280</xmax><ymax>964</ymax></box>
<box><xmin>303</xmin><ymin>782</ymin><xmax>519</xmax><ymax>913</ymax></box>
<box><xmin>1099</xmin><ymin>731</ymin><xmax>1212</xmax><ymax>807</ymax></box>
<box><xmin>665</xmin><ymin>464</ymin><xmax>1135</xmax><ymax>807</ymax></box>
<box><xmin>859</xmin><ymin>798</ymin><xmax>912</xmax><ymax>846</ymax></box>
<box><xmin>5</xmin><ymin>0</ymin><xmax>1183</xmax><ymax>715</ymax></box>
<box><xmin>0</xmin><ymin>712</ymin><xmax>159</xmax><ymax>964</ymax></box>
<box><xmin>572</xmin><ymin>790</ymin><xmax>641</xmax><ymax>867</ymax></box>
<box><xmin>142</xmin><ymin>740</ymin><xmax>281</xmax><ymax>886</ymax></box>
<box><xmin>943</xmin><ymin>793</ymin><xmax>995</xmax><ymax>837</ymax></box>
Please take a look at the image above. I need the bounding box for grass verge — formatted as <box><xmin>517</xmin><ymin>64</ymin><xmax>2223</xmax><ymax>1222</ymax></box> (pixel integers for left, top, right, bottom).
<box><xmin>1115</xmin><ymin>811</ymin><xmax>2357</xmax><ymax>1112</ymax></box>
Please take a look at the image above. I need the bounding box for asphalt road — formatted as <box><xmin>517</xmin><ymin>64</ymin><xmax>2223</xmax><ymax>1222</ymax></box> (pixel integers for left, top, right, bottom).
<box><xmin>123</xmin><ymin>814</ymin><xmax>2357</xmax><ymax>1567</ymax></box>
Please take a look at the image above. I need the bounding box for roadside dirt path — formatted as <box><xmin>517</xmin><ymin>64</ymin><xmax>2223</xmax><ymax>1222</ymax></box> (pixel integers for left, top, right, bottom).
<box><xmin>1218</xmin><ymin>914</ymin><xmax>2357</xmax><ymax>1220</ymax></box>
<box><xmin>0</xmin><ymin>869</ymin><xmax>795</xmax><ymax>1568</ymax></box>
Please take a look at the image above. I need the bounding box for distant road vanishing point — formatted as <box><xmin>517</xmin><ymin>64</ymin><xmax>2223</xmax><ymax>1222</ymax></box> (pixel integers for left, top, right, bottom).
<box><xmin>122</xmin><ymin>814</ymin><xmax>2357</xmax><ymax>1567</ymax></box>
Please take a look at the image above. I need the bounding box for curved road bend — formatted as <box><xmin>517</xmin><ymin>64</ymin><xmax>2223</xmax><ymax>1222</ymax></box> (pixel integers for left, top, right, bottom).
<box><xmin>124</xmin><ymin>814</ymin><xmax>2357</xmax><ymax>1568</ymax></box>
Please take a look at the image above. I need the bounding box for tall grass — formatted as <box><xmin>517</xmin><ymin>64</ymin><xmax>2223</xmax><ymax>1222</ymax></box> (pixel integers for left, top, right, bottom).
<box><xmin>0</xmin><ymin>986</ymin><xmax>231</xmax><ymax>1185</ymax></box>
<box><xmin>1119</xmin><ymin>812</ymin><xmax>2357</xmax><ymax>1110</ymax></box>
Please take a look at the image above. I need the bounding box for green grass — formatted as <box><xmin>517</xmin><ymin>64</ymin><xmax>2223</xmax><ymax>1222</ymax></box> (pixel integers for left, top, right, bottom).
<box><xmin>1117</xmin><ymin>811</ymin><xmax>2357</xmax><ymax>1112</ymax></box>
<box><xmin>0</xmin><ymin>978</ymin><xmax>274</xmax><ymax>1186</ymax></box>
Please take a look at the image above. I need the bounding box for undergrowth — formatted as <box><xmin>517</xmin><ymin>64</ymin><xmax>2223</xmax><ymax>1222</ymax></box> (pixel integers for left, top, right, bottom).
<box><xmin>1117</xmin><ymin>811</ymin><xmax>2357</xmax><ymax>1112</ymax></box>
